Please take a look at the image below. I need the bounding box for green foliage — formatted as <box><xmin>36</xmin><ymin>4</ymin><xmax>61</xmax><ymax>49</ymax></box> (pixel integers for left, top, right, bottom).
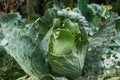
<box><xmin>0</xmin><ymin>1</ymin><xmax>120</xmax><ymax>80</ymax></box>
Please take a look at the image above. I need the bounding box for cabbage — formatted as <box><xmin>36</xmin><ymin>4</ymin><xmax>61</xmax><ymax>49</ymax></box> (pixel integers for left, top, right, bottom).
<box><xmin>0</xmin><ymin>8</ymin><xmax>89</xmax><ymax>79</ymax></box>
<box><xmin>47</xmin><ymin>29</ymin><xmax>88</xmax><ymax>79</ymax></box>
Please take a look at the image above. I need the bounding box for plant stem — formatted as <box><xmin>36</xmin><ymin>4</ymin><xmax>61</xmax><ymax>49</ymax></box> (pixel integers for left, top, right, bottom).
<box><xmin>26</xmin><ymin>0</ymin><xmax>30</xmax><ymax>21</ymax></box>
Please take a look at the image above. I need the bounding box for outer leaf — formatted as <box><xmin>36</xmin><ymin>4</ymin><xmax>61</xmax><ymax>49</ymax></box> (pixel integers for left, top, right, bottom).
<box><xmin>89</xmin><ymin>21</ymin><xmax>115</xmax><ymax>47</ymax></box>
<box><xmin>37</xmin><ymin>9</ymin><xmax>57</xmax><ymax>39</ymax></box>
<box><xmin>0</xmin><ymin>13</ymin><xmax>50</xmax><ymax>78</ymax></box>
<box><xmin>87</xmin><ymin>3</ymin><xmax>102</xmax><ymax>16</ymax></box>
